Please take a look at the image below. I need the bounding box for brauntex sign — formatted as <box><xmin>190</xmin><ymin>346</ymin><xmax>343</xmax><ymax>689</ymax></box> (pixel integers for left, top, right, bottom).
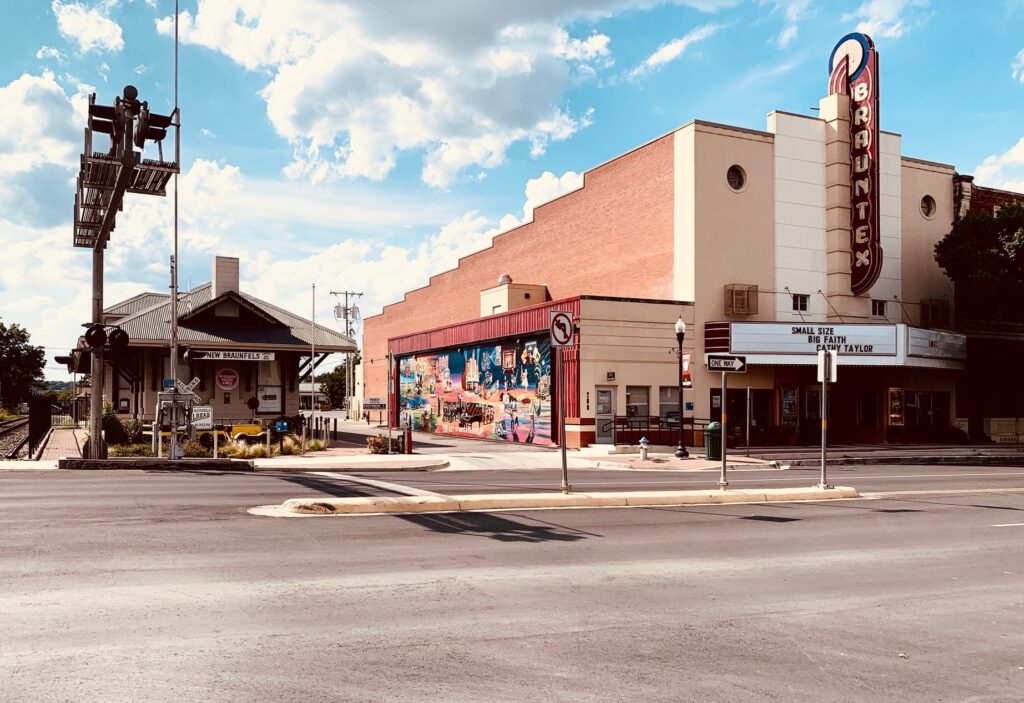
<box><xmin>829</xmin><ymin>32</ymin><xmax>882</xmax><ymax>297</ymax></box>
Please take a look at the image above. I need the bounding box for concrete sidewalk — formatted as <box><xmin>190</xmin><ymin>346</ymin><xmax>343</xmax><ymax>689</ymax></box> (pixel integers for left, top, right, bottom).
<box><xmin>251</xmin><ymin>485</ymin><xmax>859</xmax><ymax>517</ymax></box>
<box><xmin>39</xmin><ymin>428</ymin><xmax>84</xmax><ymax>461</ymax></box>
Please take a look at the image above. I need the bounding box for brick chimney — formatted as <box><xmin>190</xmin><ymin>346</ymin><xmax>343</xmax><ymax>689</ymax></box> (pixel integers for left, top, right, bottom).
<box><xmin>212</xmin><ymin>256</ymin><xmax>239</xmax><ymax>298</ymax></box>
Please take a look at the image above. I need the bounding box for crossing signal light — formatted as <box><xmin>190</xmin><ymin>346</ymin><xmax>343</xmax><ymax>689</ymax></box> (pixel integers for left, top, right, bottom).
<box><xmin>133</xmin><ymin>105</ymin><xmax>173</xmax><ymax>149</ymax></box>
<box><xmin>84</xmin><ymin>324</ymin><xmax>107</xmax><ymax>348</ymax></box>
<box><xmin>108</xmin><ymin>328</ymin><xmax>130</xmax><ymax>350</ymax></box>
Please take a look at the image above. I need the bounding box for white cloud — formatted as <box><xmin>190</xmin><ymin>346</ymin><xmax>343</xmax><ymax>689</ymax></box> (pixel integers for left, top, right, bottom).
<box><xmin>52</xmin><ymin>0</ymin><xmax>125</xmax><ymax>53</ymax></box>
<box><xmin>973</xmin><ymin>136</ymin><xmax>1024</xmax><ymax>194</ymax></box>
<box><xmin>771</xmin><ymin>0</ymin><xmax>813</xmax><ymax>48</ymax></box>
<box><xmin>134</xmin><ymin>63</ymin><xmax>149</xmax><ymax>75</ymax></box>
<box><xmin>154</xmin><ymin>1</ymin><xmax>650</xmax><ymax>188</ymax></box>
<box><xmin>1013</xmin><ymin>48</ymin><xmax>1024</xmax><ymax>83</ymax></box>
<box><xmin>629</xmin><ymin>23</ymin><xmax>718</xmax><ymax>78</ymax></box>
<box><xmin>842</xmin><ymin>0</ymin><xmax>931</xmax><ymax>40</ymax></box>
<box><xmin>199</xmin><ymin>128</ymin><xmax>218</xmax><ymax>138</ymax></box>
<box><xmin>36</xmin><ymin>45</ymin><xmax>67</xmax><ymax>63</ymax></box>
<box><xmin>520</xmin><ymin>170</ymin><xmax>584</xmax><ymax>222</ymax></box>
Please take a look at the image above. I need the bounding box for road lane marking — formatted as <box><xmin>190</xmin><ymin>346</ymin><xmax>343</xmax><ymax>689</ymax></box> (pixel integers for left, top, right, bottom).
<box><xmin>309</xmin><ymin>471</ymin><xmax>449</xmax><ymax>498</ymax></box>
<box><xmin>992</xmin><ymin>523</ymin><xmax>1024</xmax><ymax>527</ymax></box>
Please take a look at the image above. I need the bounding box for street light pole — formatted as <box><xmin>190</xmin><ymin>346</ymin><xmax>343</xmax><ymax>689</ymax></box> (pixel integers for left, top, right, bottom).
<box><xmin>674</xmin><ymin>316</ymin><xmax>688</xmax><ymax>459</ymax></box>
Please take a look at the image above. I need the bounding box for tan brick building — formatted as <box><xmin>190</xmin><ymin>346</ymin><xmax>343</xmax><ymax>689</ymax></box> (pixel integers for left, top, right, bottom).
<box><xmin>362</xmin><ymin>34</ymin><xmax>1022</xmax><ymax>448</ymax></box>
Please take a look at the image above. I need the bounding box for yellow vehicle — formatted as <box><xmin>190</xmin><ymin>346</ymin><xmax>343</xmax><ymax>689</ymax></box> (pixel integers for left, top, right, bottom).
<box><xmin>150</xmin><ymin>419</ymin><xmax>271</xmax><ymax>448</ymax></box>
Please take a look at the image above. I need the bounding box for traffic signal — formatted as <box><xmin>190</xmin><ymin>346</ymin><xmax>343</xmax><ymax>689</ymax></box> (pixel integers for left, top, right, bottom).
<box><xmin>84</xmin><ymin>324</ymin><xmax>107</xmax><ymax>348</ymax></box>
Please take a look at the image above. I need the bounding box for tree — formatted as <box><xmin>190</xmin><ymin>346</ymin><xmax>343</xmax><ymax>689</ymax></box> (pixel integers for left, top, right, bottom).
<box><xmin>318</xmin><ymin>365</ymin><xmax>348</xmax><ymax>409</ymax></box>
<box><xmin>934</xmin><ymin>201</ymin><xmax>1024</xmax><ymax>324</ymax></box>
<box><xmin>0</xmin><ymin>319</ymin><xmax>46</xmax><ymax>409</ymax></box>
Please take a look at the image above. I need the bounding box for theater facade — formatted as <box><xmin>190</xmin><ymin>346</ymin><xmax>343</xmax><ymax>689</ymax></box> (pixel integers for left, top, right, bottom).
<box><xmin>362</xmin><ymin>33</ymin><xmax>1023</xmax><ymax>448</ymax></box>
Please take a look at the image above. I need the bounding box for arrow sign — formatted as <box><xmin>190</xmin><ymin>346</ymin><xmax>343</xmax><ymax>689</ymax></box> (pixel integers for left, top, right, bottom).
<box><xmin>706</xmin><ymin>354</ymin><xmax>747</xmax><ymax>373</ymax></box>
<box><xmin>549</xmin><ymin>310</ymin><xmax>575</xmax><ymax>348</ymax></box>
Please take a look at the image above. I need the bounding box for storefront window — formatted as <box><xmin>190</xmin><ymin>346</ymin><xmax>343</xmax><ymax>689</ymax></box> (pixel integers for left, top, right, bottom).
<box><xmin>805</xmin><ymin>389</ymin><xmax>820</xmax><ymax>421</ymax></box>
<box><xmin>626</xmin><ymin>386</ymin><xmax>650</xmax><ymax>418</ymax></box>
<box><xmin>659</xmin><ymin>386</ymin><xmax>680</xmax><ymax>423</ymax></box>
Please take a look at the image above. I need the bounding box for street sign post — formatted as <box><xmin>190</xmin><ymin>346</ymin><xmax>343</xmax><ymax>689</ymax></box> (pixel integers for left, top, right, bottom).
<box><xmin>706</xmin><ymin>354</ymin><xmax>747</xmax><ymax>373</ymax></box>
<box><xmin>816</xmin><ymin>350</ymin><xmax>837</xmax><ymax>489</ymax></box>
<box><xmin>705</xmin><ymin>354</ymin><xmax>748</xmax><ymax>489</ymax></box>
<box><xmin>549</xmin><ymin>310</ymin><xmax>575</xmax><ymax>493</ymax></box>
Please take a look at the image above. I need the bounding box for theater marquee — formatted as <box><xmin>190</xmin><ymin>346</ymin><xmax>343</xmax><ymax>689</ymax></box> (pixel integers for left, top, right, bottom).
<box><xmin>829</xmin><ymin>32</ymin><xmax>882</xmax><ymax>296</ymax></box>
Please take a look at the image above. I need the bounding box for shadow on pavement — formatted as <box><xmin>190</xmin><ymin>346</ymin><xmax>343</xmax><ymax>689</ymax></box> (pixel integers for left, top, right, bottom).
<box><xmin>395</xmin><ymin>512</ymin><xmax>588</xmax><ymax>543</ymax></box>
<box><xmin>275</xmin><ymin>474</ymin><xmax>381</xmax><ymax>499</ymax></box>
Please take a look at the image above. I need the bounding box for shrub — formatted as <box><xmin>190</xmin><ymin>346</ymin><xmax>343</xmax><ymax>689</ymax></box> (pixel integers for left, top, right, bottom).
<box><xmin>108</xmin><ymin>443</ymin><xmax>153</xmax><ymax>457</ymax></box>
<box><xmin>308</xmin><ymin>439</ymin><xmax>327</xmax><ymax>452</ymax></box>
<box><xmin>100</xmin><ymin>403</ymin><xmax>129</xmax><ymax>445</ymax></box>
<box><xmin>123</xmin><ymin>419</ymin><xmax>147</xmax><ymax>445</ymax></box>
<box><xmin>367</xmin><ymin>434</ymin><xmax>403</xmax><ymax>454</ymax></box>
<box><xmin>181</xmin><ymin>440</ymin><xmax>211</xmax><ymax>458</ymax></box>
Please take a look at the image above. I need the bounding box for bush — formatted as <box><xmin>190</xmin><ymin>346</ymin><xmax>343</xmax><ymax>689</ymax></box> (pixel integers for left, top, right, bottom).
<box><xmin>220</xmin><ymin>438</ymin><xmax>276</xmax><ymax>459</ymax></box>
<box><xmin>181</xmin><ymin>440</ymin><xmax>212</xmax><ymax>458</ymax></box>
<box><xmin>108</xmin><ymin>443</ymin><xmax>153</xmax><ymax>457</ymax></box>
<box><xmin>100</xmin><ymin>403</ymin><xmax>129</xmax><ymax>445</ymax></box>
<box><xmin>123</xmin><ymin>419</ymin><xmax>147</xmax><ymax>445</ymax></box>
<box><xmin>308</xmin><ymin>439</ymin><xmax>327</xmax><ymax>452</ymax></box>
<box><xmin>367</xmin><ymin>434</ymin><xmax>403</xmax><ymax>454</ymax></box>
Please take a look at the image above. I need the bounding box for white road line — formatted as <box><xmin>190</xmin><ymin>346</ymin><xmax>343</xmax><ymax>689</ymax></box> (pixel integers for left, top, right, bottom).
<box><xmin>309</xmin><ymin>471</ymin><xmax>449</xmax><ymax>498</ymax></box>
<box><xmin>992</xmin><ymin>523</ymin><xmax>1024</xmax><ymax>528</ymax></box>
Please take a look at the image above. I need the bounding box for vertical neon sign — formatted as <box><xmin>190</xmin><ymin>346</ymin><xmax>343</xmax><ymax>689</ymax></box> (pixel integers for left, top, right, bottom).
<box><xmin>829</xmin><ymin>33</ymin><xmax>881</xmax><ymax>297</ymax></box>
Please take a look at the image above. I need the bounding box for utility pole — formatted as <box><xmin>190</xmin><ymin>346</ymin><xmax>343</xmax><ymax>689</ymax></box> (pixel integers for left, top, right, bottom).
<box><xmin>330</xmin><ymin>290</ymin><xmax>362</xmax><ymax>418</ymax></box>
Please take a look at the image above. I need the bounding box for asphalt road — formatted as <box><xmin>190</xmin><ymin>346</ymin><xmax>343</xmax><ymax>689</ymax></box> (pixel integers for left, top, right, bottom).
<box><xmin>2</xmin><ymin>467</ymin><xmax>1023</xmax><ymax>701</ymax></box>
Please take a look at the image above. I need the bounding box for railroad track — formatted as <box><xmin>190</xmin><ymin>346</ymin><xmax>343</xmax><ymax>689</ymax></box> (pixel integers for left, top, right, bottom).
<box><xmin>0</xmin><ymin>418</ymin><xmax>30</xmax><ymax>459</ymax></box>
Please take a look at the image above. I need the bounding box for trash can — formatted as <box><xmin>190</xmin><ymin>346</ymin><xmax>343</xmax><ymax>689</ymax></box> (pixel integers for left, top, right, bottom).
<box><xmin>704</xmin><ymin>422</ymin><xmax>722</xmax><ymax>460</ymax></box>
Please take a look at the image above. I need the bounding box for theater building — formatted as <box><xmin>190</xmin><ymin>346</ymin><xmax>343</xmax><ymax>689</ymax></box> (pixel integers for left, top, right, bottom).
<box><xmin>63</xmin><ymin>256</ymin><xmax>355</xmax><ymax>422</ymax></box>
<box><xmin>362</xmin><ymin>33</ymin><xmax>1022</xmax><ymax>448</ymax></box>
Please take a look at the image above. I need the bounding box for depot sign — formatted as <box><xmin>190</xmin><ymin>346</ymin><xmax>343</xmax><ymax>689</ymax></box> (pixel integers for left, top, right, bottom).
<box><xmin>829</xmin><ymin>32</ymin><xmax>882</xmax><ymax>297</ymax></box>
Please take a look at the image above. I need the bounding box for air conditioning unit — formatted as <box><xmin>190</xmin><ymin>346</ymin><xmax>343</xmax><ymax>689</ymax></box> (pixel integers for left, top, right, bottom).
<box><xmin>724</xmin><ymin>284</ymin><xmax>758</xmax><ymax>316</ymax></box>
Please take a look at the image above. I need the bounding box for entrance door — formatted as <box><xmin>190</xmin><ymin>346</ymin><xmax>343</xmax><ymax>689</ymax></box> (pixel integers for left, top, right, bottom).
<box><xmin>595</xmin><ymin>387</ymin><xmax>615</xmax><ymax>444</ymax></box>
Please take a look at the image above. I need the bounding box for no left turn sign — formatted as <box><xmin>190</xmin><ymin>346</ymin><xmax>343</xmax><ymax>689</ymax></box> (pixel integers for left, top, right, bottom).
<box><xmin>549</xmin><ymin>310</ymin><xmax>575</xmax><ymax>347</ymax></box>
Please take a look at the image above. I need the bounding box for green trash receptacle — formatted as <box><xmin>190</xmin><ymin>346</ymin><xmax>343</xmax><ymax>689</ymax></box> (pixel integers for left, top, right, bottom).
<box><xmin>704</xmin><ymin>422</ymin><xmax>722</xmax><ymax>460</ymax></box>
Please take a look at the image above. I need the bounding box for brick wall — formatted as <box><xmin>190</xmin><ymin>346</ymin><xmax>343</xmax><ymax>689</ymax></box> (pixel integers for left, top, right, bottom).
<box><xmin>363</xmin><ymin>134</ymin><xmax>677</xmax><ymax>401</ymax></box>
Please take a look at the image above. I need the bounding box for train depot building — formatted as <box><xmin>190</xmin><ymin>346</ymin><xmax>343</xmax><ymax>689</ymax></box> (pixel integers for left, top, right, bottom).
<box><xmin>363</xmin><ymin>33</ymin><xmax>1023</xmax><ymax>449</ymax></box>
<box><xmin>64</xmin><ymin>256</ymin><xmax>355</xmax><ymax>422</ymax></box>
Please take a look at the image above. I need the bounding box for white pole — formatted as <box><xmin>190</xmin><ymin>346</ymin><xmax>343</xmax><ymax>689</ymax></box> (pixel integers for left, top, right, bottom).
<box><xmin>168</xmin><ymin>0</ymin><xmax>181</xmax><ymax>461</ymax></box>
<box><xmin>719</xmin><ymin>371</ymin><xmax>728</xmax><ymax>489</ymax></box>
<box><xmin>310</xmin><ymin>283</ymin><xmax>316</xmax><ymax>444</ymax></box>
<box><xmin>386</xmin><ymin>353</ymin><xmax>392</xmax><ymax>454</ymax></box>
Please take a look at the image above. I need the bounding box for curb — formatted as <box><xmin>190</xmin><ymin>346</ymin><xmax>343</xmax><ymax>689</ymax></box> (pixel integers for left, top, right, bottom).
<box><xmin>258</xmin><ymin>486</ymin><xmax>859</xmax><ymax>517</ymax></box>
<box><xmin>780</xmin><ymin>455</ymin><xmax>1024</xmax><ymax>467</ymax></box>
<box><xmin>58</xmin><ymin>457</ymin><xmax>255</xmax><ymax>471</ymax></box>
<box><xmin>253</xmin><ymin>459</ymin><xmax>449</xmax><ymax>473</ymax></box>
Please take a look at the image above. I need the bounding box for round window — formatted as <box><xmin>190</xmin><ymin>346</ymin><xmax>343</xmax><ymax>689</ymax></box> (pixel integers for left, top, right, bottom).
<box><xmin>726</xmin><ymin>165</ymin><xmax>746</xmax><ymax>192</ymax></box>
<box><xmin>920</xmin><ymin>195</ymin><xmax>936</xmax><ymax>218</ymax></box>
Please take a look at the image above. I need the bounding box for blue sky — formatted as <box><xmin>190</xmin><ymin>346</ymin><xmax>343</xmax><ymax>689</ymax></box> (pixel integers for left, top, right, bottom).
<box><xmin>2</xmin><ymin>0</ymin><xmax>1023</xmax><ymax>379</ymax></box>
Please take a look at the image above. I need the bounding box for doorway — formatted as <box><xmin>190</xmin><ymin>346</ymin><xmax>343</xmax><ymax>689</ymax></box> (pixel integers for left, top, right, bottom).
<box><xmin>595</xmin><ymin>386</ymin><xmax>615</xmax><ymax>443</ymax></box>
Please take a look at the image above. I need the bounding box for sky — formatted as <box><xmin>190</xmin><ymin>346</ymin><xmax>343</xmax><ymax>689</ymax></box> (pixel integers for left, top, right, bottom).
<box><xmin>2</xmin><ymin>0</ymin><xmax>1023</xmax><ymax>380</ymax></box>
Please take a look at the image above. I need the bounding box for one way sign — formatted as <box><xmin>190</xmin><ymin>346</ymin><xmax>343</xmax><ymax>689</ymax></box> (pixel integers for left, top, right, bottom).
<box><xmin>706</xmin><ymin>354</ymin><xmax>747</xmax><ymax>373</ymax></box>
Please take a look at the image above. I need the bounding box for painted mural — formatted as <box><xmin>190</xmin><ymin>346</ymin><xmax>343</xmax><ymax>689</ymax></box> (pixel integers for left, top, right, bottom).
<box><xmin>398</xmin><ymin>335</ymin><xmax>553</xmax><ymax>445</ymax></box>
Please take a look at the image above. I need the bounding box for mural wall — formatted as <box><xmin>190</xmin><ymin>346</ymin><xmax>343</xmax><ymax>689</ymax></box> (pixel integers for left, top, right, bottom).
<box><xmin>398</xmin><ymin>335</ymin><xmax>554</xmax><ymax>445</ymax></box>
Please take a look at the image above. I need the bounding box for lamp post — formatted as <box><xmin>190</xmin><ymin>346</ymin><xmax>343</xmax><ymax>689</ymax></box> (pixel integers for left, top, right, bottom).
<box><xmin>675</xmin><ymin>316</ymin><xmax>688</xmax><ymax>459</ymax></box>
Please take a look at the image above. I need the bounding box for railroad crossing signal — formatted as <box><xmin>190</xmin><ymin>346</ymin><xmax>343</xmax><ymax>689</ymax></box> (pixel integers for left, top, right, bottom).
<box><xmin>706</xmin><ymin>354</ymin><xmax>747</xmax><ymax>373</ymax></box>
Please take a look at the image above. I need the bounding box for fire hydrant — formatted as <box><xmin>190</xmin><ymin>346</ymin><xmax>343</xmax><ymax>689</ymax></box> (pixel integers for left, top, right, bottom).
<box><xmin>639</xmin><ymin>436</ymin><xmax>650</xmax><ymax>461</ymax></box>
